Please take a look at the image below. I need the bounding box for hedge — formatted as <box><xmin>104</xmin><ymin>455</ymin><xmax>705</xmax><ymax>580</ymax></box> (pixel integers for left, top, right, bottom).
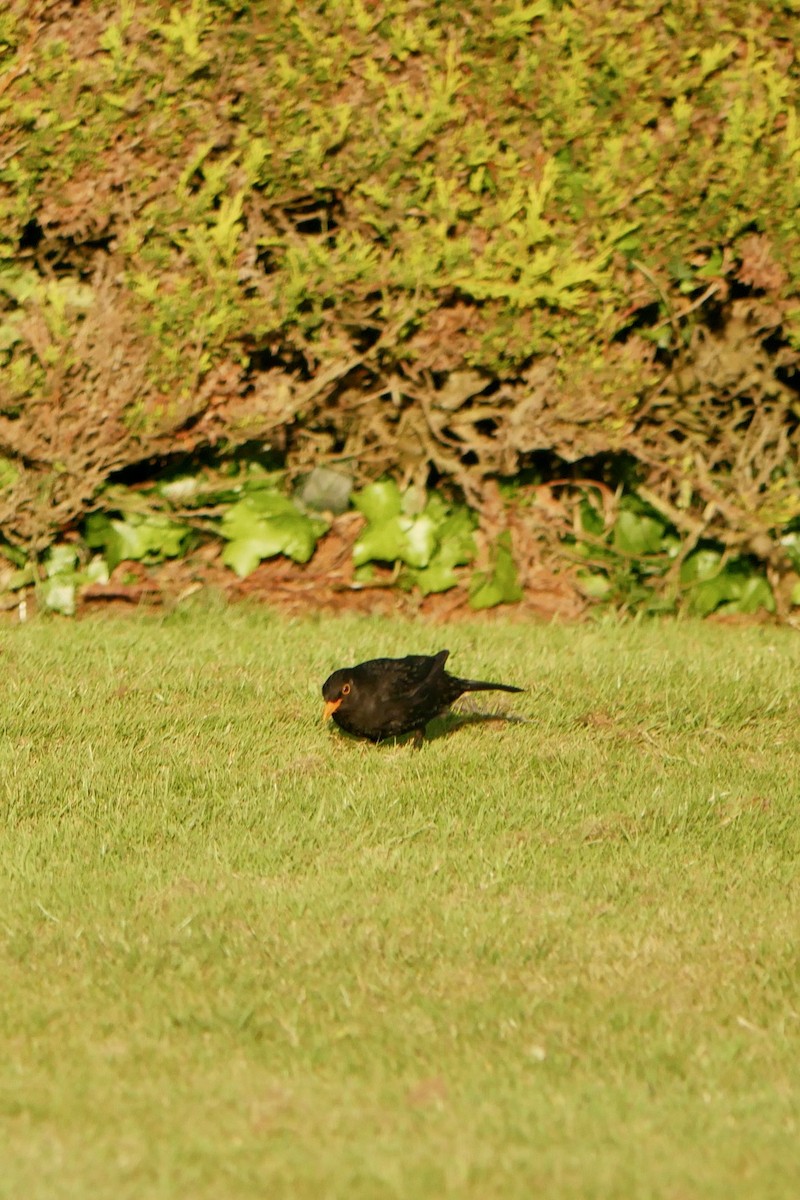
<box><xmin>0</xmin><ymin>0</ymin><xmax>798</xmax><ymax>602</ymax></box>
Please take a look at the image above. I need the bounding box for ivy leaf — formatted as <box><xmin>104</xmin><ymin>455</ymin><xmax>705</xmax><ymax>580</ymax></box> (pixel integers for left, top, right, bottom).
<box><xmin>353</xmin><ymin>515</ymin><xmax>409</xmax><ymax>567</ymax></box>
<box><xmin>158</xmin><ymin>476</ymin><xmax>202</xmax><ymax>504</ymax></box>
<box><xmin>436</xmin><ymin>507</ymin><xmax>477</xmax><ymax>565</ymax></box>
<box><xmin>576</xmin><ymin>570</ymin><xmax>612</xmax><ymax>599</ymax></box>
<box><xmin>353</xmin><ymin>513</ymin><xmax>437</xmax><ymax>569</ymax></box>
<box><xmin>270</xmin><ymin>513</ymin><xmax>326</xmax><ymax>563</ymax></box>
<box><xmin>409</xmin><ymin>559</ymin><xmax>461</xmax><ymax>595</ymax></box>
<box><xmin>579</xmin><ymin>498</ymin><xmax>605</xmax><ymax>537</ymax></box>
<box><xmin>84</xmin><ymin>512</ymin><xmax>191</xmax><ymax>570</ymax></box>
<box><xmin>219</xmin><ymin>499</ymin><xmax>327</xmax><ymax>575</ymax></box>
<box><xmin>41</xmin><ymin>577</ymin><xmax>76</xmax><ymax>616</ymax></box>
<box><xmin>220</xmin><ymin>493</ymin><xmax>297</xmax><ymax>539</ymax></box>
<box><xmin>46</xmin><ymin>544</ymin><xmax>79</xmax><ymax>576</ymax></box>
<box><xmin>138</xmin><ymin>515</ymin><xmax>192</xmax><ymax>559</ymax></box>
<box><xmin>724</xmin><ymin>576</ymin><xmax>774</xmax><ymax>615</ymax></box>
<box><xmin>613</xmin><ymin>510</ymin><xmax>666</xmax><ymax>556</ymax></box>
<box><xmin>780</xmin><ymin>532</ymin><xmax>800</xmax><ymax>572</ymax></box>
<box><xmin>221</xmin><ymin>537</ymin><xmax>270</xmax><ymax>577</ymax></box>
<box><xmin>85</xmin><ymin>513</ymin><xmax>145</xmax><ymax>569</ymax></box>
<box><xmin>85</xmin><ymin>556</ymin><xmax>109</xmax><ymax>584</ymax></box>
<box><xmin>684</xmin><ymin>557</ymin><xmax>774</xmax><ymax>616</ymax></box>
<box><xmin>402</xmin><ymin>513</ymin><xmax>437</xmax><ymax>568</ymax></box>
<box><xmin>468</xmin><ymin>532</ymin><xmax>523</xmax><ymax>609</ymax></box>
<box><xmin>680</xmin><ymin>548</ymin><xmax>723</xmax><ymax>583</ymax></box>
<box><xmin>352</xmin><ymin>480</ymin><xmax>403</xmax><ymax>523</ymax></box>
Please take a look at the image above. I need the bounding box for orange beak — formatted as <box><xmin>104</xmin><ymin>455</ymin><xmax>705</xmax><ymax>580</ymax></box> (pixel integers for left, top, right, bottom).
<box><xmin>323</xmin><ymin>698</ymin><xmax>342</xmax><ymax>721</ymax></box>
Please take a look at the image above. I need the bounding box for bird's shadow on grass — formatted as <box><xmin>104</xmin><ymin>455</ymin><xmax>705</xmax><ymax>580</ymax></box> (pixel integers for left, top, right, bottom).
<box><xmin>424</xmin><ymin>708</ymin><xmax>530</xmax><ymax>744</ymax></box>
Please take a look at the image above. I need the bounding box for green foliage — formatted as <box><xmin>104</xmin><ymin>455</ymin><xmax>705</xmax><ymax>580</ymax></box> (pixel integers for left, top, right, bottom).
<box><xmin>1</xmin><ymin>468</ymin><xmax>792</xmax><ymax>618</ymax></box>
<box><xmin>85</xmin><ymin>511</ymin><xmax>194</xmax><ymax>572</ymax></box>
<box><xmin>39</xmin><ymin>545</ymin><xmax>106</xmax><ymax>617</ymax></box>
<box><xmin>2</xmin><ymin>543</ymin><xmax>110</xmax><ymax>616</ymax></box>
<box><xmin>571</xmin><ymin>492</ymin><xmax>776</xmax><ymax>617</ymax></box>
<box><xmin>352</xmin><ymin>481</ymin><xmax>477</xmax><ymax>595</ymax></box>
<box><xmin>680</xmin><ymin>550</ymin><xmax>776</xmax><ymax>618</ymax></box>
<box><xmin>468</xmin><ymin>530</ymin><xmax>524</xmax><ymax>610</ymax></box>
<box><xmin>219</xmin><ymin>487</ymin><xmax>329</xmax><ymax>577</ymax></box>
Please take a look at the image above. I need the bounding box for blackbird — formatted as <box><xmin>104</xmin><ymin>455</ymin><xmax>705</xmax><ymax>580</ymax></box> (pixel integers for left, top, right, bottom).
<box><xmin>322</xmin><ymin>649</ymin><xmax>523</xmax><ymax>745</ymax></box>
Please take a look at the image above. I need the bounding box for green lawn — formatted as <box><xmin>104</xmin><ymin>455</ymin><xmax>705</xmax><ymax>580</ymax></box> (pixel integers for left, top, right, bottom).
<box><xmin>1</xmin><ymin>605</ymin><xmax>798</xmax><ymax>1199</ymax></box>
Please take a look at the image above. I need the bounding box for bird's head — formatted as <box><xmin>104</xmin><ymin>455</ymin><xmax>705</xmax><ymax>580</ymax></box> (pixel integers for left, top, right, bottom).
<box><xmin>322</xmin><ymin>669</ymin><xmax>355</xmax><ymax>720</ymax></box>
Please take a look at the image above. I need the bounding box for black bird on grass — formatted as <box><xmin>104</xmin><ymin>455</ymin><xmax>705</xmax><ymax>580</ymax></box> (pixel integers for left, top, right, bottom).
<box><xmin>322</xmin><ymin>650</ymin><xmax>523</xmax><ymax>746</ymax></box>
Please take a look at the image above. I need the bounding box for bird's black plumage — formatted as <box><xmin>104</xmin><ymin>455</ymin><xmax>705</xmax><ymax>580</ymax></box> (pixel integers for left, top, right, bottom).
<box><xmin>322</xmin><ymin>650</ymin><xmax>523</xmax><ymax>744</ymax></box>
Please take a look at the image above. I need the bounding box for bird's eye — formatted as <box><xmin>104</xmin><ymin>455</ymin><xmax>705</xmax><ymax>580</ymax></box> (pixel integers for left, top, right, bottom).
<box><xmin>342</xmin><ymin>683</ymin><xmax>351</xmax><ymax>695</ymax></box>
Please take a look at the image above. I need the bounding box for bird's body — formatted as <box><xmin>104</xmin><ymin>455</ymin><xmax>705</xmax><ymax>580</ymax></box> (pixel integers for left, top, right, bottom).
<box><xmin>322</xmin><ymin>650</ymin><xmax>523</xmax><ymax>744</ymax></box>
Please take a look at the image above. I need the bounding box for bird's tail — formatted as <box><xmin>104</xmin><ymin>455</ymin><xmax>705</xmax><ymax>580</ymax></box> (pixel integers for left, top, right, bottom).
<box><xmin>457</xmin><ymin>677</ymin><xmax>524</xmax><ymax>695</ymax></box>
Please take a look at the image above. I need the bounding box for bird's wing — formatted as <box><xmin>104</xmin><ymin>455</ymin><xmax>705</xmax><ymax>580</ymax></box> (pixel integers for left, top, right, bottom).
<box><xmin>401</xmin><ymin>650</ymin><xmax>449</xmax><ymax>698</ymax></box>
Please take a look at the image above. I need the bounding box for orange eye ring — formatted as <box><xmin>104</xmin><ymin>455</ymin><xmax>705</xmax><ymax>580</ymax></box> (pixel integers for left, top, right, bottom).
<box><xmin>342</xmin><ymin>682</ymin><xmax>351</xmax><ymax>695</ymax></box>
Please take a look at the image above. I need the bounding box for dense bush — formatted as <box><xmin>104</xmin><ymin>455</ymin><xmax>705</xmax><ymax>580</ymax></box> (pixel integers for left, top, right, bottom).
<box><xmin>0</xmin><ymin>0</ymin><xmax>798</xmax><ymax>607</ymax></box>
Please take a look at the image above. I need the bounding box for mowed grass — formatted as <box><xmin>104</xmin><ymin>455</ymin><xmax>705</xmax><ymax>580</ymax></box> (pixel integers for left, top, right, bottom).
<box><xmin>1</xmin><ymin>605</ymin><xmax>799</xmax><ymax>1199</ymax></box>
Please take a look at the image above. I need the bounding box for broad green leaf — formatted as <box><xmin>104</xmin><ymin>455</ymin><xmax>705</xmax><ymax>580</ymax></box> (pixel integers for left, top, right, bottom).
<box><xmin>240</xmin><ymin>489</ymin><xmax>298</xmax><ymax>516</ymax></box>
<box><xmin>469</xmin><ymin>532</ymin><xmax>523</xmax><ymax>609</ymax></box>
<box><xmin>579</xmin><ymin>498</ymin><xmax>605</xmax><ymax>537</ymax></box>
<box><xmin>353</xmin><ymin>515</ymin><xmax>408</xmax><ymax>566</ymax></box>
<box><xmin>352</xmin><ymin>480</ymin><xmax>403</xmax><ymax>523</ymax></box>
<box><xmin>780</xmin><ymin>532</ymin><xmax>800</xmax><ymax>572</ymax></box>
<box><xmin>268</xmin><ymin>513</ymin><xmax>323</xmax><ymax>563</ymax></box>
<box><xmin>84</xmin><ymin>512</ymin><xmax>190</xmax><ymax>569</ymax></box>
<box><xmin>576</xmin><ymin>570</ymin><xmax>612</xmax><ymax>598</ymax></box>
<box><xmin>159</xmin><ymin>476</ymin><xmax>202</xmax><ymax>504</ymax></box>
<box><xmin>401</xmin><ymin>483</ymin><xmax>429</xmax><ymax>517</ymax></box>
<box><xmin>7</xmin><ymin>565</ymin><xmax>35</xmax><ymax>590</ymax></box>
<box><xmin>41</xmin><ymin>576</ymin><xmax>76</xmax><ymax>616</ymax></box>
<box><xmin>409</xmin><ymin>559</ymin><xmax>460</xmax><ymax>595</ymax></box>
<box><xmin>681</xmin><ymin>549</ymin><xmax>722</xmax><ymax>583</ymax></box>
<box><xmin>687</xmin><ymin>563</ymin><xmax>774</xmax><ymax>616</ymax></box>
<box><xmin>353</xmin><ymin>511</ymin><xmax>438</xmax><ymax>570</ymax></box>
<box><xmin>220</xmin><ymin>493</ymin><xmax>297</xmax><ymax>539</ymax></box>
<box><xmin>221</xmin><ymin>511</ymin><xmax>324</xmax><ymax>576</ymax></box>
<box><xmin>137</xmin><ymin>515</ymin><xmax>191</xmax><ymax>559</ymax></box>
<box><xmin>221</xmin><ymin>537</ymin><xmax>270</xmax><ymax>578</ymax></box>
<box><xmin>85</xmin><ymin>556</ymin><xmax>110</xmax><ymax>584</ymax></box>
<box><xmin>402</xmin><ymin>514</ymin><xmax>437</xmax><ymax>568</ymax></box>
<box><xmin>688</xmin><ymin>573</ymin><xmax>733</xmax><ymax>616</ymax></box>
<box><xmin>720</xmin><ymin>575</ymin><xmax>775</xmax><ymax>615</ymax></box>
<box><xmin>436</xmin><ymin>508</ymin><xmax>477</xmax><ymax>565</ymax></box>
<box><xmin>83</xmin><ymin>513</ymin><xmax>116</xmax><ymax>550</ymax></box>
<box><xmin>46</xmin><ymin>544</ymin><xmax>79</xmax><ymax>576</ymax></box>
<box><xmin>613</xmin><ymin>510</ymin><xmax>666</xmax><ymax>556</ymax></box>
<box><xmin>84</xmin><ymin>514</ymin><xmax>147</xmax><ymax>570</ymax></box>
<box><xmin>422</xmin><ymin>493</ymin><xmax>451</xmax><ymax>523</ymax></box>
<box><xmin>468</xmin><ymin>574</ymin><xmax>503</xmax><ymax>610</ymax></box>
